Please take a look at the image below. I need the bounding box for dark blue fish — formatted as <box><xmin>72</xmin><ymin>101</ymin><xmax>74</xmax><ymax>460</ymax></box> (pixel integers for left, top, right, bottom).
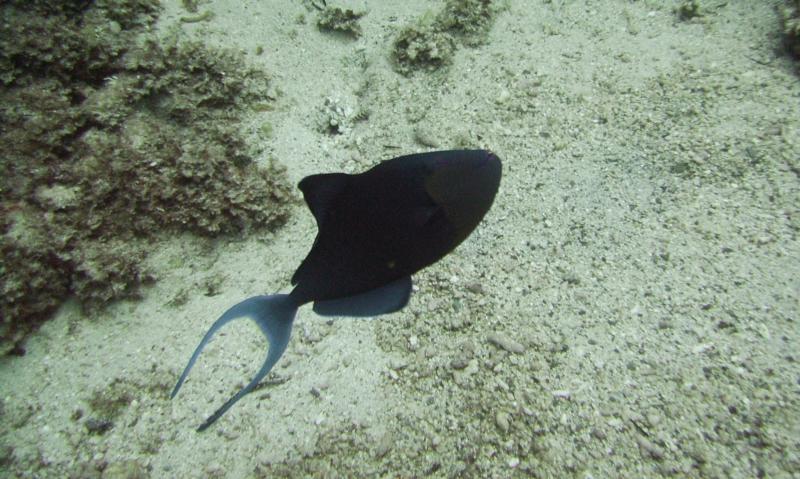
<box><xmin>172</xmin><ymin>149</ymin><xmax>502</xmax><ymax>430</ymax></box>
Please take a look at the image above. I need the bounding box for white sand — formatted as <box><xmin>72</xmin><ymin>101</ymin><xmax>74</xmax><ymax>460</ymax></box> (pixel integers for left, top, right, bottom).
<box><xmin>2</xmin><ymin>0</ymin><xmax>799</xmax><ymax>477</ymax></box>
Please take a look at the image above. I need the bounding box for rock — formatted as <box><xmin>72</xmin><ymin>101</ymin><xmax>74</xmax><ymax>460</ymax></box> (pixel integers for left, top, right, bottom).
<box><xmin>374</xmin><ymin>431</ymin><xmax>394</xmax><ymax>458</ymax></box>
<box><xmin>102</xmin><ymin>459</ymin><xmax>148</xmax><ymax>479</ymax></box>
<box><xmin>85</xmin><ymin>418</ymin><xmax>113</xmax><ymax>435</ymax></box>
<box><xmin>453</xmin><ymin>359</ymin><xmax>479</xmax><ymax>386</ymax></box>
<box><xmin>487</xmin><ymin>333</ymin><xmax>525</xmax><ymax>354</ymax></box>
<box><xmin>636</xmin><ymin>435</ymin><xmax>665</xmax><ymax>461</ymax></box>
<box><xmin>495</xmin><ymin>411</ymin><xmax>510</xmax><ymax>433</ymax></box>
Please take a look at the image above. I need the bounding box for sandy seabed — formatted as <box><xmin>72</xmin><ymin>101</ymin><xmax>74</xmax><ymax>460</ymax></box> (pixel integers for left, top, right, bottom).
<box><xmin>1</xmin><ymin>0</ymin><xmax>799</xmax><ymax>477</ymax></box>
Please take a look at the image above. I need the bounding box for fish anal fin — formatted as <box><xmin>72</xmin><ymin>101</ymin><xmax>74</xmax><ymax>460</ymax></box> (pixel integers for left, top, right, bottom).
<box><xmin>313</xmin><ymin>276</ymin><xmax>412</xmax><ymax>317</ymax></box>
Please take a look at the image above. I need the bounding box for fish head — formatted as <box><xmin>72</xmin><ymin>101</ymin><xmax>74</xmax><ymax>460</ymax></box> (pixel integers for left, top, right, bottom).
<box><xmin>424</xmin><ymin>149</ymin><xmax>502</xmax><ymax>244</ymax></box>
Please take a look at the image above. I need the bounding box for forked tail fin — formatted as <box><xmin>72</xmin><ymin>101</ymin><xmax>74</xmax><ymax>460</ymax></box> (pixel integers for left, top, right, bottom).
<box><xmin>171</xmin><ymin>294</ymin><xmax>299</xmax><ymax>431</ymax></box>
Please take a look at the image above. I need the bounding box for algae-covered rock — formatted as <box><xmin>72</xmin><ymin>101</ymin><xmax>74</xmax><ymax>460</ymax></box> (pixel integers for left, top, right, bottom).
<box><xmin>675</xmin><ymin>0</ymin><xmax>702</xmax><ymax>21</ymax></box>
<box><xmin>393</xmin><ymin>23</ymin><xmax>456</xmax><ymax>75</ymax></box>
<box><xmin>437</xmin><ymin>0</ymin><xmax>496</xmax><ymax>46</ymax></box>
<box><xmin>0</xmin><ymin>0</ymin><xmax>293</xmax><ymax>353</ymax></box>
<box><xmin>782</xmin><ymin>0</ymin><xmax>800</xmax><ymax>59</ymax></box>
<box><xmin>317</xmin><ymin>6</ymin><xmax>365</xmax><ymax>38</ymax></box>
<box><xmin>0</xmin><ymin>0</ymin><xmax>161</xmax><ymax>86</ymax></box>
<box><xmin>392</xmin><ymin>0</ymin><xmax>501</xmax><ymax>74</ymax></box>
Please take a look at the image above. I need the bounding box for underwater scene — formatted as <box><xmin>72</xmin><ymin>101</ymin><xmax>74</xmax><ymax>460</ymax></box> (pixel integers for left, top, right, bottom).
<box><xmin>1</xmin><ymin>0</ymin><xmax>799</xmax><ymax>477</ymax></box>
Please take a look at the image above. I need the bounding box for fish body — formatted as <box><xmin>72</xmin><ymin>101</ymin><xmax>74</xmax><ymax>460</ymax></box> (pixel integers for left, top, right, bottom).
<box><xmin>172</xmin><ymin>149</ymin><xmax>501</xmax><ymax>430</ymax></box>
<box><xmin>292</xmin><ymin>149</ymin><xmax>500</xmax><ymax>304</ymax></box>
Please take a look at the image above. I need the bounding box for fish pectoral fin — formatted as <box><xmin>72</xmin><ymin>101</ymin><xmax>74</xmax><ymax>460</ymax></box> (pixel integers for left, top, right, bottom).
<box><xmin>411</xmin><ymin>204</ymin><xmax>444</xmax><ymax>229</ymax></box>
<box><xmin>171</xmin><ymin>294</ymin><xmax>298</xmax><ymax>431</ymax></box>
<box><xmin>313</xmin><ymin>276</ymin><xmax>412</xmax><ymax>317</ymax></box>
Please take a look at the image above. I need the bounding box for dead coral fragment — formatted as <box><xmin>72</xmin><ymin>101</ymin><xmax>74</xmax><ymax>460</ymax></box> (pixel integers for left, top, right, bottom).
<box><xmin>180</xmin><ymin>10</ymin><xmax>214</xmax><ymax>23</ymax></box>
<box><xmin>317</xmin><ymin>6</ymin><xmax>365</xmax><ymax>38</ymax></box>
<box><xmin>318</xmin><ymin>96</ymin><xmax>355</xmax><ymax>134</ymax></box>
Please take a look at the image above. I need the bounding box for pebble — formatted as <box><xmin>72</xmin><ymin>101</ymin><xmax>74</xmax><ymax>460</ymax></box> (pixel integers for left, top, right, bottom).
<box><xmin>692</xmin><ymin>343</ymin><xmax>715</xmax><ymax>354</ymax></box>
<box><xmin>552</xmin><ymin>390</ymin><xmax>571</xmax><ymax>400</ymax></box>
<box><xmin>0</xmin><ymin>445</ymin><xmax>12</xmax><ymax>465</ymax></box>
<box><xmin>647</xmin><ymin>412</ymin><xmax>662</xmax><ymax>427</ymax></box>
<box><xmin>103</xmin><ymin>460</ymin><xmax>148</xmax><ymax>479</ymax></box>
<box><xmin>487</xmin><ymin>333</ymin><xmax>525</xmax><ymax>354</ymax></box>
<box><xmin>413</xmin><ymin>127</ymin><xmax>439</xmax><ymax>148</ymax></box>
<box><xmin>453</xmin><ymin>359</ymin><xmax>479</xmax><ymax>386</ymax></box>
<box><xmin>495</xmin><ymin>89</ymin><xmax>511</xmax><ymax>104</ymax></box>
<box><xmin>302</xmin><ymin>324</ymin><xmax>322</xmax><ymax>343</ymax></box>
<box><xmin>84</xmin><ymin>418</ymin><xmax>113</xmax><ymax>435</ymax></box>
<box><xmin>636</xmin><ymin>435</ymin><xmax>665</xmax><ymax>461</ymax></box>
<box><xmin>495</xmin><ymin>411</ymin><xmax>510</xmax><ymax>433</ymax></box>
<box><xmin>755</xmin><ymin>235</ymin><xmax>772</xmax><ymax>245</ymax></box>
<box><xmin>450</xmin><ymin>357</ymin><xmax>470</xmax><ymax>370</ymax></box>
<box><xmin>389</xmin><ymin>358</ymin><xmax>409</xmax><ymax>371</ymax></box>
<box><xmin>464</xmin><ymin>281</ymin><xmax>485</xmax><ymax>294</ymax></box>
<box><xmin>375</xmin><ymin>431</ymin><xmax>394</xmax><ymax>458</ymax></box>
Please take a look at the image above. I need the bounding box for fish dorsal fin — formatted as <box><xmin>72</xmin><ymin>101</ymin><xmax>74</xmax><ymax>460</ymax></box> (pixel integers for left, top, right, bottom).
<box><xmin>298</xmin><ymin>173</ymin><xmax>350</xmax><ymax>226</ymax></box>
<box><xmin>313</xmin><ymin>276</ymin><xmax>412</xmax><ymax>317</ymax></box>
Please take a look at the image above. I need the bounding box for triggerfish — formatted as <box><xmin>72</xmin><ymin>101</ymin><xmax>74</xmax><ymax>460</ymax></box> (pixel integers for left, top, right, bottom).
<box><xmin>172</xmin><ymin>149</ymin><xmax>502</xmax><ymax>430</ymax></box>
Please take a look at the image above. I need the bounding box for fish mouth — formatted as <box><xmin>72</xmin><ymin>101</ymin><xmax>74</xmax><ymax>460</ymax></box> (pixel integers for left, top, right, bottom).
<box><xmin>474</xmin><ymin>149</ymin><xmax>501</xmax><ymax>171</ymax></box>
<box><xmin>478</xmin><ymin>150</ymin><xmax>502</xmax><ymax>180</ymax></box>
